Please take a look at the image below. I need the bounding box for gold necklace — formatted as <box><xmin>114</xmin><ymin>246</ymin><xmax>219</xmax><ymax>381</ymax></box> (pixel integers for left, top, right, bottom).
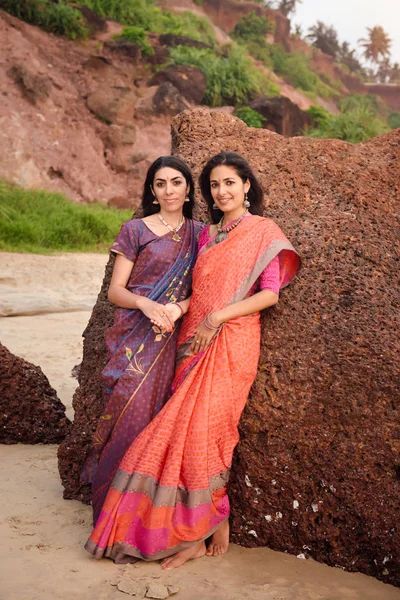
<box><xmin>215</xmin><ymin>210</ymin><xmax>248</xmax><ymax>244</ymax></box>
<box><xmin>157</xmin><ymin>213</ymin><xmax>185</xmax><ymax>242</ymax></box>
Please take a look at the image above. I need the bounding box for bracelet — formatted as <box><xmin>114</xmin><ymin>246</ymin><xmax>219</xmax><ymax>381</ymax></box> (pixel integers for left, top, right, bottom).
<box><xmin>203</xmin><ymin>312</ymin><xmax>221</xmax><ymax>331</ymax></box>
<box><xmin>174</xmin><ymin>302</ymin><xmax>184</xmax><ymax>319</ymax></box>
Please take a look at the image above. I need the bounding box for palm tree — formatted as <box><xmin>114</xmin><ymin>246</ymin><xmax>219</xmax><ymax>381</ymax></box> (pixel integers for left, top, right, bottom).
<box><xmin>306</xmin><ymin>21</ymin><xmax>340</xmax><ymax>58</ymax></box>
<box><xmin>358</xmin><ymin>26</ymin><xmax>391</xmax><ymax>65</ymax></box>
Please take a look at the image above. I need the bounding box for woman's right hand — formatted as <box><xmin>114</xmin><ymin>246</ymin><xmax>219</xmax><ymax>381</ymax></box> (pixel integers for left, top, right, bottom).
<box><xmin>136</xmin><ymin>297</ymin><xmax>175</xmax><ymax>332</ymax></box>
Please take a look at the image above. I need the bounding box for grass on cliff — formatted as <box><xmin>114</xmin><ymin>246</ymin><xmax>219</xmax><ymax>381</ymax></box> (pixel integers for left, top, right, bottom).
<box><xmin>164</xmin><ymin>44</ymin><xmax>279</xmax><ymax>107</ymax></box>
<box><xmin>0</xmin><ymin>181</ymin><xmax>133</xmax><ymax>254</ymax></box>
<box><xmin>304</xmin><ymin>95</ymin><xmax>390</xmax><ymax>143</ymax></box>
<box><xmin>1</xmin><ymin>0</ymin><xmax>89</xmax><ymax>39</ymax></box>
<box><xmin>78</xmin><ymin>0</ymin><xmax>216</xmax><ymax>45</ymax></box>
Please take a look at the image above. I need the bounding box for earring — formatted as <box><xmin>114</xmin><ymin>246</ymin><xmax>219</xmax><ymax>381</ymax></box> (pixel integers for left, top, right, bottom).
<box><xmin>185</xmin><ymin>197</ymin><xmax>190</xmax><ymax>203</ymax></box>
<box><xmin>243</xmin><ymin>193</ymin><xmax>250</xmax><ymax>209</ymax></box>
<box><xmin>152</xmin><ymin>198</ymin><xmax>159</xmax><ymax>205</ymax></box>
<box><xmin>213</xmin><ymin>203</ymin><xmax>218</xmax><ymax>209</ymax></box>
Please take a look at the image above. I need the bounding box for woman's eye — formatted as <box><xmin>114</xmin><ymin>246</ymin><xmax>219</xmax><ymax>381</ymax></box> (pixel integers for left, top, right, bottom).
<box><xmin>173</xmin><ymin>181</ymin><xmax>183</xmax><ymax>186</ymax></box>
<box><xmin>156</xmin><ymin>182</ymin><xmax>164</xmax><ymax>187</ymax></box>
<box><xmin>211</xmin><ymin>183</ymin><xmax>217</xmax><ymax>188</ymax></box>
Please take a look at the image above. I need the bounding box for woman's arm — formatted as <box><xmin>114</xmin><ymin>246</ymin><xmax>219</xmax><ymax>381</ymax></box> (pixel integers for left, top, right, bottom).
<box><xmin>108</xmin><ymin>255</ymin><xmax>175</xmax><ymax>330</ymax></box>
<box><xmin>212</xmin><ymin>289</ymin><xmax>278</xmax><ymax>326</ymax></box>
<box><xmin>191</xmin><ymin>290</ymin><xmax>278</xmax><ymax>353</ymax></box>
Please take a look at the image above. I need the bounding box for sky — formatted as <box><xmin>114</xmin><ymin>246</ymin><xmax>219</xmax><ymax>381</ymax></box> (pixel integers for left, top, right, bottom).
<box><xmin>292</xmin><ymin>0</ymin><xmax>400</xmax><ymax>65</ymax></box>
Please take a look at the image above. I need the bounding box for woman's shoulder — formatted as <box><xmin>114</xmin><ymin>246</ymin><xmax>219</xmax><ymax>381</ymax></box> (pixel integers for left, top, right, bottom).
<box><xmin>190</xmin><ymin>219</ymin><xmax>207</xmax><ymax>237</ymax></box>
<box><xmin>120</xmin><ymin>218</ymin><xmax>142</xmax><ymax>231</ymax></box>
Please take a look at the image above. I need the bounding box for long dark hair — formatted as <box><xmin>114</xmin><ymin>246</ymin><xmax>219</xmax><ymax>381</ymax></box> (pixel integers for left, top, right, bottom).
<box><xmin>142</xmin><ymin>156</ymin><xmax>195</xmax><ymax>218</ymax></box>
<box><xmin>199</xmin><ymin>152</ymin><xmax>264</xmax><ymax>223</ymax></box>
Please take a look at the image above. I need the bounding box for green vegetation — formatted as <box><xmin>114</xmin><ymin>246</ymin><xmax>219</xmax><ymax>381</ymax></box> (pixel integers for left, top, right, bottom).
<box><xmin>79</xmin><ymin>0</ymin><xmax>216</xmax><ymax>45</ymax></box>
<box><xmin>115</xmin><ymin>26</ymin><xmax>154</xmax><ymax>56</ymax></box>
<box><xmin>0</xmin><ymin>181</ymin><xmax>133</xmax><ymax>253</ymax></box>
<box><xmin>232</xmin><ymin>14</ymin><xmax>337</xmax><ymax>100</ymax></box>
<box><xmin>164</xmin><ymin>44</ymin><xmax>279</xmax><ymax>106</ymax></box>
<box><xmin>1</xmin><ymin>0</ymin><xmax>88</xmax><ymax>39</ymax></box>
<box><xmin>2</xmin><ymin>0</ymin><xmax>215</xmax><ymax>45</ymax></box>
<box><xmin>232</xmin><ymin>11</ymin><xmax>274</xmax><ymax>41</ymax></box>
<box><xmin>304</xmin><ymin>95</ymin><xmax>390</xmax><ymax>143</ymax></box>
<box><xmin>234</xmin><ymin>107</ymin><xmax>265</xmax><ymax>128</ymax></box>
<box><xmin>388</xmin><ymin>112</ymin><xmax>400</xmax><ymax>130</ymax></box>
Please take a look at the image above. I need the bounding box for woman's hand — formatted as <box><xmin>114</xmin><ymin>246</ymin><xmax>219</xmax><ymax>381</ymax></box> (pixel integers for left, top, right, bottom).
<box><xmin>164</xmin><ymin>303</ymin><xmax>183</xmax><ymax>324</ymax></box>
<box><xmin>137</xmin><ymin>297</ymin><xmax>175</xmax><ymax>332</ymax></box>
<box><xmin>191</xmin><ymin>313</ymin><xmax>221</xmax><ymax>354</ymax></box>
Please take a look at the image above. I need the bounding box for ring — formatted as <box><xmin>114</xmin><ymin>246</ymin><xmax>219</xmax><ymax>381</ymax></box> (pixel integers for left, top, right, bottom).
<box><xmin>195</xmin><ymin>340</ymin><xmax>200</xmax><ymax>344</ymax></box>
<box><xmin>162</xmin><ymin>313</ymin><xmax>167</xmax><ymax>317</ymax></box>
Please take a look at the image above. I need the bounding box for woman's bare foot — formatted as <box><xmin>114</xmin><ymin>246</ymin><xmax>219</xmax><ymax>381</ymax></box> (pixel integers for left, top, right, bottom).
<box><xmin>206</xmin><ymin>519</ymin><xmax>229</xmax><ymax>556</ymax></box>
<box><xmin>161</xmin><ymin>541</ymin><xmax>206</xmax><ymax>570</ymax></box>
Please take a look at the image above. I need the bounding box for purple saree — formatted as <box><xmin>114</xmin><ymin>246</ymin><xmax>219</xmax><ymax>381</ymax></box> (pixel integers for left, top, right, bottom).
<box><xmin>81</xmin><ymin>218</ymin><xmax>202</xmax><ymax>524</ymax></box>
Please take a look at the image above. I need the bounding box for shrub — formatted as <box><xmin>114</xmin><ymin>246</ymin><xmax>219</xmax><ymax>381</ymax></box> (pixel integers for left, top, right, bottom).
<box><xmin>0</xmin><ymin>181</ymin><xmax>133</xmax><ymax>253</ymax></box>
<box><xmin>115</xmin><ymin>26</ymin><xmax>154</xmax><ymax>56</ymax></box>
<box><xmin>1</xmin><ymin>0</ymin><xmax>88</xmax><ymax>39</ymax></box>
<box><xmin>165</xmin><ymin>44</ymin><xmax>278</xmax><ymax>106</ymax></box>
<box><xmin>235</xmin><ymin>107</ymin><xmax>265</xmax><ymax>128</ymax></box>
<box><xmin>306</xmin><ymin>105</ymin><xmax>332</xmax><ymax>126</ymax></box>
<box><xmin>232</xmin><ymin>11</ymin><xmax>274</xmax><ymax>42</ymax></box>
<box><xmin>388</xmin><ymin>111</ymin><xmax>400</xmax><ymax>130</ymax></box>
<box><xmin>78</xmin><ymin>0</ymin><xmax>215</xmax><ymax>44</ymax></box>
<box><xmin>304</xmin><ymin>95</ymin><xmax>389</xmax><ymax>143</ymax></box>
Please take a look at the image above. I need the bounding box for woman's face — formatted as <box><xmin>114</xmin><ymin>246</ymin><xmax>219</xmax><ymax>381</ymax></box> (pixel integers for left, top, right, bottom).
<box><xmin>152</xmin><ymin>167</ymin><xmax>189</xmax><ymax>213</ymax></box>
<box><xmin>209</xmin><ymin>165</ymin><xmax>250</xmax><ymax>214</ymax></box>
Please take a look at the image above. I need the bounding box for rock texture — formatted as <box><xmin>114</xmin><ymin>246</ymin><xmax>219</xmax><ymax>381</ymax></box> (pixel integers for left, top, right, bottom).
<box><xmin>249</xmin><ymin>95</ymin><xmax>314</xmax><ymax>136</ymax></box>
<box><xmin>57</xmin><ymin>257</ymin><xmax>117</xmax><ymax>502</ymax></box>
<box><xmin>0</xmin><ymin>10</ymin><xmax>171</xmax><ymax>206</ymax></box>
<box><xmin>0</xmin><ymin>343</ymin><xmax>70</xmax><ymax>444</ymax></box>
<box><xmin>149</xmin><ymin>65</ymin><xmax>207</xmax><ymax>104</ymax></box>
<box><xmin>58</xmin><ymin>109</ymin><xmax>399</xmax><ymax>584</ymax></box>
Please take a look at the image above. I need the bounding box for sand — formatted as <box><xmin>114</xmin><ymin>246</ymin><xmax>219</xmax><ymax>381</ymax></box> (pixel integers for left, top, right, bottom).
<box><xmin>0</xmin><ymin>252</ymin><xmax>399</xmax><ymax>600</ymax></box>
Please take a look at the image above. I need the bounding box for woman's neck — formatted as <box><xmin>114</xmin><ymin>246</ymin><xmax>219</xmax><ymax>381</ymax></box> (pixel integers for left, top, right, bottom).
<box><xmin>221</xmin><ymin>208</ymin><xmax>247</xmax><ymax>226</ymax></box>
<box><xmin>158</xmin><ymin>209</ymin><xmax>184</xmax><ymax>228</ymax></box>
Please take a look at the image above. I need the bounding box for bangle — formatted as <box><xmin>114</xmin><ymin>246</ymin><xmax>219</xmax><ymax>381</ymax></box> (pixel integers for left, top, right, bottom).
<box><xmin>174</xmin><ymin>302</ymin><xmax>184</xmax><ymax>319</ymax></box>
<box><xmin>203</xmin><ymin>313</ymin><xmax>221</xmax><ymax>331</ymax></box>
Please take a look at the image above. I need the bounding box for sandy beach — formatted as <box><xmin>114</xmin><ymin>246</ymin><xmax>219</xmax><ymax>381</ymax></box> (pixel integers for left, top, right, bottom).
<box><xmin>1</xmin><ymin>252</ymin><xmax>399</xmax><ymax>600</ymax></box>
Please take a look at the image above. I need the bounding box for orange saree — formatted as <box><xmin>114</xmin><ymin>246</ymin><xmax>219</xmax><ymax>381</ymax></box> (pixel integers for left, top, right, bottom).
<box><xmin>85</xmin><ymin>216</ymin><xmax>300</xmax><ymax>562</ymax></box>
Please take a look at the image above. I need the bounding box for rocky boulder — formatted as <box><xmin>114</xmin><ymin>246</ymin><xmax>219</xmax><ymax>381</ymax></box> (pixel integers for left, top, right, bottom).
<box><xmin>58</xmin><ymin>109</ymin><xmax>399</xmax><ymax>586</ymax></box>
<box><xmin>149</xmin><ymin>65</ymin><xmax>207</xmax><ymax>104</ymax></box>
<box><xmin>249</xmin><ymin>95</ymin><xmax>314</xmax><ymax>137</ymax></box>
<box><xmin>0</xmin><ymin>343</ymin><xmax>70</xmax><ymax>444</ymax></box>
<box><xmin>86</xmin><ymin>86</ymin><xmax>135</xmax><ymax>125</ymax></box>
<box><xmin>153</xmin><ymin>82</ymin><xmax>190</xmax><ymax>116</ymax></box>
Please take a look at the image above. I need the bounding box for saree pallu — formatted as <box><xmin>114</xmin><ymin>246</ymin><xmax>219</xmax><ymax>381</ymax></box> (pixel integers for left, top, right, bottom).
<box><xmin>81</xmin><ymin>219</ymin><xmax>200</xmax><ymax>524</ymax></box>
<box><xmin>85</xmin><ymin>216</ymin><xmax>300</xmax><ymax>561</ymax></box>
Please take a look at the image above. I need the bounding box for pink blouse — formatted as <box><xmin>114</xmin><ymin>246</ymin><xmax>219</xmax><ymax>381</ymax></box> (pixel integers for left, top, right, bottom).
<box><xmin>198</xmin><ymin>219</ymin><xmax>280</xmax><ymax>295</ymax></box>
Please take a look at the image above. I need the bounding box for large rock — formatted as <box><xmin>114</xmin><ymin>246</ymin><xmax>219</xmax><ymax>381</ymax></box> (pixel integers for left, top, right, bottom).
<box><xmin>86</xmin><ymin>85</ymin><xmax>135</xmax><ymax>125</ymax></box>
<box><xmin>152</xmin><ymin>82</ymin><xmax>189</xmax><ymax>116</ymax></box>
<box><xmin>0</xmin><ymin>343</ymin><xmax>70</xmax><ymax>444</ymax></box>
<box><xmin>58</xmin><ymin>109</ymin><xmax>400</xmax><ymax>586</ymax></box>
<box><xmin>149</xmin><ymin>65</ymin><xmax>207</xmax><ymax>104</ymax></box>
<box><xmin>249</xmin><ymin>95</ymin><xmax>313</xmax><ymax>137</ymax></box>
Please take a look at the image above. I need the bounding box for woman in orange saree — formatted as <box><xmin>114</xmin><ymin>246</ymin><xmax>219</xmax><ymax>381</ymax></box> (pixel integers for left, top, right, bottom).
<box><xmin>85</xmin><ymin>152</ymin><xmax>301</xmax><ymax>567</ymax></box>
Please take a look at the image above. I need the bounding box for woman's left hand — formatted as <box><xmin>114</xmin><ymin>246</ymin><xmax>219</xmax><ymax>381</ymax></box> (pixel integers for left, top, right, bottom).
<box><xmin>191</xmin><ymin>314</ymin><xmax>221</xmax><ymax>354</ymax></box>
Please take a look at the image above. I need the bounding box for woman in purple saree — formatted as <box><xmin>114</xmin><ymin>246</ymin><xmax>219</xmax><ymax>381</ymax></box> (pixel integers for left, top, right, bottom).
<box><xmin>81</xmin><ymin>156</ymin><xmax>203</xmax><ymax>524</ymax></box>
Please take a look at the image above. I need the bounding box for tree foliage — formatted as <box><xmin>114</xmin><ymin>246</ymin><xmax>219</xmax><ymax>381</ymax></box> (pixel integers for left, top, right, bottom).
<box><xmin>358</xmin><ymin>26</ymin><xmax>391</xmax><ymax>65</ymax></box>
<box><xmin>232</xmin><ymin>12</ymin><xmax>274</xmax><ymax>41</ymax></box>
<box><xmin>306</xmin><ymin>21</ymin><xmax>340</xmax><ymax>58</ymax></box>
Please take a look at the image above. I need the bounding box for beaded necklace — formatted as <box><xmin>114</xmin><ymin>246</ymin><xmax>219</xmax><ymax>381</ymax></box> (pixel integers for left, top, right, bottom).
<box><xmin>215</xmin><ymin>210</ymin><xmax>249</xmax><ymax>244</ymax></box>
<box><xmin>157</xmin><ymin>213</ymin><xmax>185</xmax><ymax>242</ymax></box>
